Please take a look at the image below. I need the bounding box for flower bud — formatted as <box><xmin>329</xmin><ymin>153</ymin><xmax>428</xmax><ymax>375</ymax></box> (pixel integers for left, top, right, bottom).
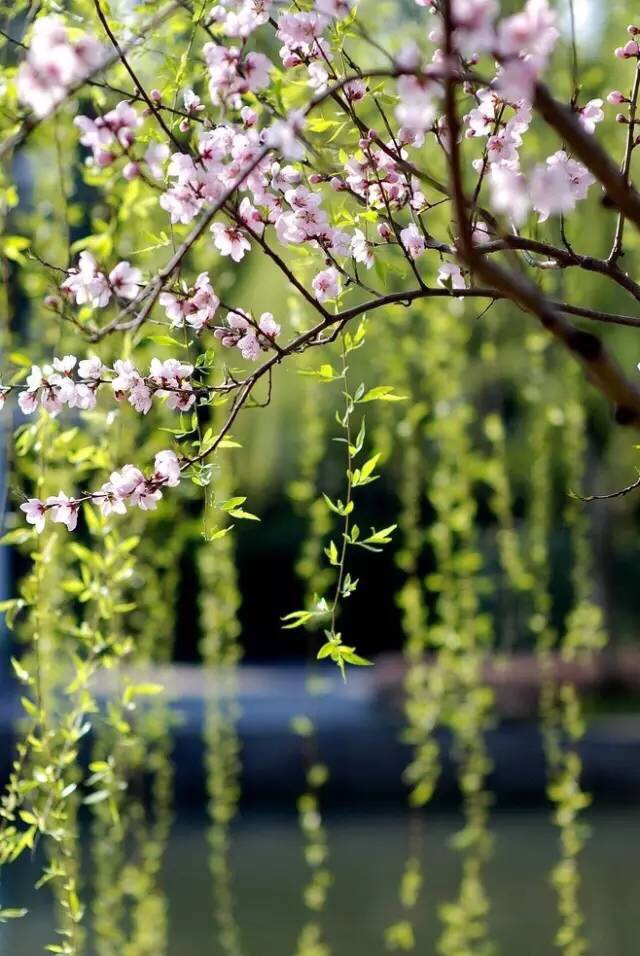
<box><xmin>95</xmin><ymin>149</ymin><xmax>115</xmax><ymax>167</ymax></box>
<box><xmin>308</xmin><ymin>173</ymin><xmax>323</xmax><ymax>184</ymax></box>
<box><xmin>44</xmin><ymin>295</ymin><xmax>60</xmax><ymax>310</ymax></box>
<box><xmin>329</xmin><ymin>176</ymin><xmax>345</xmax><ymax>191</ymax></box>
<box><xmin>627</xmin><ymin>24</ymin><xmax>640</xmax><ymax>34</ymax></box>
<box><xmin>616</xmin><ymin>112</ymin><xmax>629</xmax><ymax>123</ymax></box>
<box><xmin>607</xmin><ymin>90</ymin><xmax>627</xmax><ymax>104</ymax></box>
<box><xmin>150</xmin><ymin>88</ymin><xmax>162</xmax><ymax>102</ymax></box>
<box><xmin>123</xmin><ymin>161</ymin><xmax>140</xmax><ymax>180</ymax></box>
<box><xmin>179</xmin><ymin>118</ymin><xmax>190</xmax><ymax>133</ymax></box>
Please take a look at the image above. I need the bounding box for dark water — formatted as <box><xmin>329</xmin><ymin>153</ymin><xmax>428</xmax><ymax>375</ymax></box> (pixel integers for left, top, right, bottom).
<box><xmin>1</xmin><ymin>808</ymin><xmax>639</xmax><ymax>954</ymax></box>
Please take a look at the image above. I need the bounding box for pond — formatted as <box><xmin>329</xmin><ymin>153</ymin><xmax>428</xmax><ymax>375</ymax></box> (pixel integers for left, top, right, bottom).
<box><xmin>1</xmin><ymin>807</ymin><xmax>638</xmax><ymax>954</ymax></box>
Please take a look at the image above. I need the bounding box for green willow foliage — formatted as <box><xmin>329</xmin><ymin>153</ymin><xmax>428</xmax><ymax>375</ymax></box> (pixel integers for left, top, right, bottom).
<box><xmin>0</xmin><ymin>0</ymin><xmax>637</xmax><ymax>953</ymax></box>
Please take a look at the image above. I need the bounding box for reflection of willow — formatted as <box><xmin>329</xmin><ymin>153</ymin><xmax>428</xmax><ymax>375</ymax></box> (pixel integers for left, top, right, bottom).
<box><xmin>90</xmin><ymin>418</ymin><xmax>179</xmax><ymax>956</ymax></box>
<box><xmin>289</xmin><ymin>360</ymin><xmax>332</xmax><ymax>956</ymax></box>
<box><xmin>523</xmin><ymin>338</ymin><xmax>605</xmax><ymax>956</ymax></box>
<box><xmin>199</xmin><ymin>453</ymin><xmax>244</xmax><ymax>956</ymax></box>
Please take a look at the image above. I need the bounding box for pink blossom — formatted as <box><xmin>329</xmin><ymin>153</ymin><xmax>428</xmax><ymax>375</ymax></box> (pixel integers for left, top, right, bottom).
<box><xmin>109</xmin><ymin>261</ymin><xmax>142</xmax><ymax>300</ymax></box>
<box><xmin>209</xmin><ymin>0</ymin><xmax>272</xmax><ymax>38</ymax></box>
<box><xmin>238</xmin><ymin>197</ymin><xmax>265</xmax><ymax>236</ymax></box>
<box><xmin>78</xmin><ymin>357</ymin><xmax>104</xmax><ymax>380</ymax></box>
<box><xmin>258</xmin><ymin>312</ymin><xmax>280</xmax><ymax>339</ymax></box>
<box><xmin>20</xmin><ymin>498</ymin><xmax>47</xmax><ymax>533</ymax></box>
<box><xmin>451</xmin><ymin>0</ymin><xmax>498</xmax><ymax>57</ymax></box>
<box><xmin>128</xmin><ymin>380</ymin><xmax>153</xmax><ymax>414</ymax></box>
<box><xmin>46</xmin><ymin>491</ymin><xmax>80</xmax><ymax>531</ymax></box>
<box><xmin>312</xmin><ymin>267</ymin><xmax>341</xmax><ymax>301</ymax></box>
<box><xmin>144</xmin><ymin>142</ymin><xmax>170</xmax><ymax>179</ymax></box>
<box><xmin>315</xmin><ymin>0</ymin><xmax>354</xmax><ymax>18</ymax></box>
<box><xmin>351</xmin><ymin>229</ymin><xmax>374</xmax><ymax>269</ymax></box>
<box><xmin>160</xmin><ymin>273</ymin><xmax>220</xmax><ymax>332</ymax></box>
<box><xmin>437</xmin><ymin>261</ymin><xmax>466</xmax><ymax>295</ymax></box>
<box><xmin>578</xmin><ymin>99</ymin><xmax>604</xmax><ymax>134</ymax></box>
<box><xmin>265</xmin><ymin>110</ymin><xmax>306</xmax><ymax>160</ymax></box>
<box><xmin>498</xmin><ymin>0</ymin><xmax>558</xmax><ymax>64</ymax></box>
<box><xmin>211</xmin><ymin>222</ymin><xmax>252</xmax><ymax>261</ymax></box>
<box><xmin>183</xmin><ymin>88</ymin><xmax>205</xmax><ymax>113</ymax></box>
<box><xmin>488</xmin><ymin>163</ymin><xmax>530</xmax><ymax>225</ymax></box>
<box><xmin>396</xmin><ymin>75</ymin><xmax>437</xmax><ymax>146</ymax></box>
<box><xmin>17</xmin><ymin>16</ymin><xmax>104</xmax><ymax>118</ymax></box>
<box><xmin>109</xmin><ymin>464</ymin><xmax>146</xmax><ymax>499</ymax></box>
<box><xmin>530</xmin><ymin>150</ymin><xmax>595</xmax><ymax>222</ymax></box>
<box><xmin>400</xmin><ymin>223</ymin><xmax>426</xmax><ymax>259</ymax></box>
<box><xmin>61</xmin><ymin>252</ymin><xmax>111</xmax><ymax>308</ymax></box>
<box><xmin>97</xmin><ymin>483</ymin><xmax>128</xmax><ymax>517</ymax></box>
<box><xmin>615</xmin><ymin>40</ymin><xmax>640</xmax><ymax>59</ymax></box>
<box><xmin>154</xmin><ymin>450</ymin><xmax>181</xmax><ymax>487</ymax></box>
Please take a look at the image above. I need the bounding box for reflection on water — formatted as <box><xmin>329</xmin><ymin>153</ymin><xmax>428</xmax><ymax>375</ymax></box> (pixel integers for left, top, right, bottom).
<box><xmin>1</xmin><ymin>808</ymin><xmax>638</xmax><ymax>954</ymax></box>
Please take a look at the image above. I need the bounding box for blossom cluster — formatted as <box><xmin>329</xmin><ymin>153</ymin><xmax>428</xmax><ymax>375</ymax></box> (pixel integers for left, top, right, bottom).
<box><xmin>14</xmin><ymin>355</ymin><xmax>197</xmax><ymax>417</ymax></box>
<box><xmin>17</xmin><ymin>16</ymin><xmax>105</xmax><ymax>117</ymax></box>
<box><xmin>75</xmin><ymin>99</ymin><xmax>170</xmax><ymax>180</ymax></box>
<box><xmin>61</xmin><ymin>253</ymin><xmax>142</xmax><ymax>308</ymax></box>
<box><xmin>214</xmin><ymin>310</ymin><xmax>280</xmax><ymax>360</ymax></box>
<box><xmin>159</xmin><ymin>273</ymin><xmax>220</xmax><ymax>332</ymax></box>
<box><xmin>20</xmin><ymin>450</ymin><xmax>182</xmax><ymax>533</ymax></box>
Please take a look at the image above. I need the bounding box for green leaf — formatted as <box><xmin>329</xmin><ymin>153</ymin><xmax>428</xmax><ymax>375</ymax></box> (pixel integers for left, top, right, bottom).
<box><xmin>83</xmin><ymin>789</ymin><xmax>110</xmax><ymax>805</ymax></box>
<box><xmin>358</xmin><ymin>386</ymin><xmax>406</xmax><ymax>403</ymax></box>
<box><xmin>0</xmin><ymin>909</ymin><xmax>28</xmax><ymax>922</ymax></box>
<box><xmin>142</xmin><ymin>334</ymin><xmax>187</xmax><ymax>348</ymax></box>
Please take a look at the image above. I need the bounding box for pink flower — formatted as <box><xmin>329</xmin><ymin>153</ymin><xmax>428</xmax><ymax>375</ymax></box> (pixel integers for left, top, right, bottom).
<box><xmin>17</xmin><ymin>16</ymin><xmax>104</xmax><ymax>117</ymax></box>
<box><xmin>20</xmin><ymin>498</ymin><xmax>47</xmax><ymax>533</ymax></box>
<box><xmin>312</xmin><ymin>267</ymin><xmax>341</xmax><ymax>301</ymax></box>
<box><xmin>615</xmin><ymin>40</ymin><xmax>640</xmax><ymax>59</ymax></box>
<box><xmin>154</xmin><ymin>450</ymin><xmax>181</xmax><ymax>487</ymax></box>
<box><xmin>238</xmin><ymin>197</ymin><xmax>265</xmax><ymax>236</ymax></box>
<box><xmin>530</xmin><ymin>150</ymin><xmax>594</xmax><ymax>222</ymax></box>
<box><xmin>351</xmin><ymin>229</ymin><xmax>374</xmax><ymax>269</ymax></box>
<box><xmin>97</xmin><ymin>482</ymin><xmax>128</xmax><ymax>517</ymax></box>
<box><xmin>109</xmin><ymin>261</ymin><xmax>142</xmax><ymax>300</ymax></box>
<box><xmin>315</xmin><ymin>0</ymin><xmax>354</xmax><ymax>18</ymax></box>
<box><xmin>258</xmin><ymin>312</ymin><xmax>280</xmax><ymax>340</ymax></box>
<box><xmin>183</xmin><ymin>88</ymin><xmax>205</xmax><ymax>113</ymax></box>
<box><xmin>61</xmin><ymin>252</ymin><xmax>111</xmax><ymax>308</ymax></box>
<box><xmin>400</xmin><ymin>223</ymin><xmax>426</xmax><ymax>259</ymax></box>
<box><xmin>437</xmin><ymin>261</ymin><xmax>466</xmax><ymax>296</ymax></box>
<box><xmin>211</xmin><ymin>222</ymin><xmax>251</xmax><ymax>261</ymax></box>
<box><xmin>578</xmin><ymin>99</ymin><xmax>604</xmax><ymax>134</ymax></box>
<box><xmin>488</xmin><ymin>163</ymin><xmax>530</xmax><ymax>225</ymax></box>
<box><xmin>128</xmin><ymin>380</ymin><xmax>153</xmax><ymax>414</ymax></box>
<box><xmin>46</xmin><ymin>491</ymin><xmax>80</xmax><ymax>531</ymax></box>
<box><xmin>109</xmin><ymin>464</ymin><xmax>145</xmax><ymax>499</ymax></box>
<box><xmin>607</xmin><ymin>90</ymin><xmax>627</xmax><ymax>105</ymax></box>
<box><xmin>144</xmin><ymin>142</ymin><xmax>170</xmax><ymax>179</ymax></box>
<box><xmin>78</xmin><ymin>356</ymin><xmax>104</xmax><ymax>380</ymax></box>
<box><xmin>265</xmin><ymin>110</ymin><xmax>306</xmax><ymax>160</ymax></box>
